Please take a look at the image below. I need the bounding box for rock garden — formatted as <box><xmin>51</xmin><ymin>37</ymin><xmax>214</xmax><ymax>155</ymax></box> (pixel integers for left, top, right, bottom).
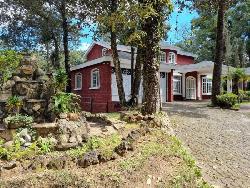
<box><xmin>0</xmin><ymin>54</ymin><xmax>211</xmax><ymax>187</ymax></box>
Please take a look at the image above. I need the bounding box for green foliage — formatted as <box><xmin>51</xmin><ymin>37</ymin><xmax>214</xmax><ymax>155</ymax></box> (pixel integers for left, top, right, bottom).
<box><xmin>88</xmin><ymin>134</ymin><xmax>122</xmax><ymax>158</ymax></box>
<box><xmin>169</xmin><ymin>136</ymin><xmax>212</xmax><ymax>188</ymax></box>
<box><xmin>66</xmin><ymin>144</ymin><xmax>89</xmax><ymax>158</ymax></box>
<box><xmin>6</xmin><ymin>95</ymin><xmax>23</xmax><ymax>114</ymax></box>
<box><xmin>52</xmin><ymin>92</ymin><xmax>81</xmax><ymax>114</ymax></box>
<box><xmin>238</xmin><ymin>90</ymin><xmax>248</xmax><ymax>102</ymax></box>
<box><xmin>216</xmin><ymin>93</ymin><xmax>238</xmax><ymax>108</ymax></box>
<box><xmin>4</xmin><ymin>114</ymin><xmax>33</xmax><ymax>128</ymax></box>
<box><xmin>67</xmin><ymin>134</ymin><xmax>122</xmax><ymax>159</ymax></box>
<box><xmin>37</xmin><ymin>137</ymin><xmax>54</xmax><ymax>154</ymax></box>
<box><xmin>53</xmin><ymin>69</ymin><xmax>68</xmax><ymax>92</ymax></box>
<box><xmin>0</xmin><ymin>139</ymin><xmax>8</xmax><ymax>159</ymax></box>
<box><xmin>0</xmin><ymin>50</ymin><xmax>22</xmax><ymax>87</ymax></box>
<box><xmin>0</xmin><ymin>136</ymin><xmax>37</xmax><ymax>160</ymax></box>
<box><xmin>230</xmin><ymin>68</ymin><xmax>247</xmax><ymax>81</ymax></box>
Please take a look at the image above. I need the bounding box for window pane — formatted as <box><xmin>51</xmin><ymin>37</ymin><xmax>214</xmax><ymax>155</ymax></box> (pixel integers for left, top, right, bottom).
<box><xmin>92</xmin><ymin>70</ymin><xmax>100</xmax><ymax>88</ymax></box>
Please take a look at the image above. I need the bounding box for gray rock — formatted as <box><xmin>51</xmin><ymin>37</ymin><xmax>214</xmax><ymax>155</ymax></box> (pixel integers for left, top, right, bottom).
<box><xmin>69</xmin><ymin>136</ymin><xmax>77</xmax><ymax>143</ymax></box>
<box><xmin>76</xmin><ymin>135</ymin><xmax>83</xmax><ymax>143</ymax></box>
<box><xmin>13</xmin><ymin>76</ymin><xmax>21</xmax><ymax>82</ymax></box>
<box><xmin>114</xmin><ymin>139</ymin><xmax>134</xmax><ymax>156</ymax></box>
<box><xmin>59</xmin><ymin>113</ymin><xmax>67</xmax><ymax>119</ymax></box>
<box><xmin>18</xmin><ymin>128</ymin><xmax>32</xmax><ymax>143</ymax></box>
<box><xmin>3</xmin><ymin>141</ymin><xmax>13</xmax><ymax>149</ymax></box>
<box><xmin>3</xmin><ymin>161</ymin><xmax>17</xmax><ymax>170</ymax></box>
<box><xmin>59</xmin><ymin>134</ymin><xmax>68</xmax><ymax>144</ymax></box>
<box><xmin>78</xmin><ymin>150</ymin><xmax>100</xmax><ymax>168</ymax></box>
<box><xmin>55</xmin><ymin>143</ymin><xmax>79</xmax><ymax>151</ymax></box>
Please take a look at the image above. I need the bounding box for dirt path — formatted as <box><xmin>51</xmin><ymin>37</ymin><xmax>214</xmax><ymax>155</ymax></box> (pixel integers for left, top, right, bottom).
<box><xmin>163</xmin><ymin>102</ymin><xmax>250</xmax><ymax>188</ymax></box>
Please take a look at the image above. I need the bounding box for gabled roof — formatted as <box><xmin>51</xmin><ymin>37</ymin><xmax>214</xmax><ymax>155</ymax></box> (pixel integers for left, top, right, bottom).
<box><xmin>160</xmin><ymin>42</ymin><xmax>197</xmax><ymax>58</ymax></box>
<box><xmin>84</xmin><ymin>41</ymin><xmax>197</xmax><ymax>58</ymax></box>
<box><xmin>84</xmin><ymin>41</ymin><xmax>133</xmax><ymax>57</ymax></box>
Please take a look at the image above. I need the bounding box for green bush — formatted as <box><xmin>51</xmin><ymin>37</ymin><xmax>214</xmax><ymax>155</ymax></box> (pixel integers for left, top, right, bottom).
<box><xmin>37</xmin><ymin>137</ymin><xmax>55</xmax><ymax>154</ymax></box>
<box><xmin>52</xmin><ymin>92</ymin><xmax>81</xmax><ymax>114</ymax></box>
<box><xmin>6</xmin><ymin>95</ymin><xmax>23</xmax><ymax>114</ymax></box>
<box><xmin>238</xmin><ymin>90</ymin><xmax>248</xmax><ymax>102</ymax></box>
<box><xmin>216</xmin><ymin>93</ymin><xmax>238</xmax><ymax>109</ymax></box>
<box><xmin>53</xmin><ymin>69</ymin><xmax>68</xmax><ymax>92</ymax></box>
<box><xmin>4</xmin><ymin>114</ymin><xmax>33</xmax><ymax>129</ymax></box>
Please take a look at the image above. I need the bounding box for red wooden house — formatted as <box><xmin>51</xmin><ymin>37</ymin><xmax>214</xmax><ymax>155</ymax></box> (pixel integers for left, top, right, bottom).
<box><xmin>70</xmin><ymin>41</ymin><xmax>233</xmax><ymax>113</ymax></box>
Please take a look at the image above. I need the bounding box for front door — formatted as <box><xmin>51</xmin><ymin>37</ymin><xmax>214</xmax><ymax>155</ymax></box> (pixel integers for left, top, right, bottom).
<box><xmin>186</xmin><ymin>76</ymin><xmax>196</xmax><ymax>100</ymax></box>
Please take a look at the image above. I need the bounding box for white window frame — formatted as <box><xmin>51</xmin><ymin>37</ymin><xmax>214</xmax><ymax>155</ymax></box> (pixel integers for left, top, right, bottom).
<box><xmin>159</xmin><ymin>51</ymin><xmax>166</xmax><ymax>63</ymax></box>
<box><xmin>74</xmin><ymin>73</ymin><xmax>82</xmax><ymax>90</ymax></box>
<box><xmin>173</xmin><ymin>76</ymin><xmax>182</xmax><ymax>95</ymax></box>
<box><xmin>90</xmin><ymin>68</ymin><xmax>100</xmax><ymax>89</ymax></box>
<box><xmin>202</xmin><ymin>77</ymin><xmax>212</xmax><ymax>95</ymax></box>
<box><xmin>102</xmin><ymin>48</ymin><xmax>108</xmax><ymax>56</ymax></box>
<box><xmin>168</xmin><ymin>52</ymin><xmax>176</xmax><ymax>64</ymax></box>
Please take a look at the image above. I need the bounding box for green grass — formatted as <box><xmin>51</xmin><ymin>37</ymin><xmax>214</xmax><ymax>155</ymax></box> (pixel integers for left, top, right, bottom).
<box><xmin>169</xmin><ymin>136</ymin><xmax>213</xmax><ymax>188</ymax></box>
<box><xmin>67</xmin><ymin>133</ymin><xmax>122</xmax><ymax>159</ymax></box>
<box><xmin>105</xmin><ymin>113</ymin><xmax>120</xmax><ymax>121</ymax></box>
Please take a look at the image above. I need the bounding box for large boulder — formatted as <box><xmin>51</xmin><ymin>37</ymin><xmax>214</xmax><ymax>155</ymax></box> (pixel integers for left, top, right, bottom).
<box><xmin>55</xmin><ymin>116</ymin><xmax>89</xmax><ymax>149</ymax></box>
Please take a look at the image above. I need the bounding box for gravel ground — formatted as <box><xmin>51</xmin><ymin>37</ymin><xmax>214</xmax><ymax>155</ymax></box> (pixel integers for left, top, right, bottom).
<box><xmin>163</xmin><ymin>102</ymin><xmax>250</xmax><ymax>188</ymax></box>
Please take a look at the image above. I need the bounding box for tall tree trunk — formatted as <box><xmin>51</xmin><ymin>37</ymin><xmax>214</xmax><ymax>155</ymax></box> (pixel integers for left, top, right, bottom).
<box><xmin>61</xmin><ymin>0</ymin><xmax>71</xmax><ymax>92</ymax></box>
<box><xmin>110</xmin><ymin>0</ymin><xmax>126</xmax><ymax>106</ymax></box>
<box><xmin>211</xmin><ymin>0</ymin><xmax>226</xmax><ymax>105</ymax></box>
<box><xmin>51</xmin><ymin>33</ymin><xmax>60</xmax><ymax>69</ymax></box>
<box><xmin>131</xmin><ymin>46</ymin><xmax>135</xmax><ymax>93</ymax></box>
<box><xmin>130</xmin><ymin>46</ymin><xmax>143</xmax><ymax>106</ymax></box>
<box><xmin>140</xmin><ymin>1</ymin><xmax>161</xmax><ymax>115</ymax></box>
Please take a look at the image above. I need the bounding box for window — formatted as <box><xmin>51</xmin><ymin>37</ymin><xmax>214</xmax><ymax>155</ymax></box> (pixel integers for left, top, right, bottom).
<box><xmin>102</xmin><ymin>48</ymin><xmax>108</xmax><ymax>56</ymax></box>
<box><xmin>91</xmin><ymin>69</ymin><xmax>100</xmax><ymax>89</ymax></box>
<box><xmin>202</xmin><ymin>77</ymin><xmax>212</xmax><ymax>95</ymax></box>
<box><xmin>168</xmin><ymin>52</ymin><xmax>176</xmax><ymax>64</ymax></box>
<box><xmin>174</xmin><ymin>76</ymin><xmax>182</xmax><ymax>95</ymax></box>
<box><xmin>75</xmin><ymin>73</ymin><xmax>82</xmax><ymax>90</ymax></box>
<box><xmin>159</xmin><ymin>51</ymin><xmax>166</xmax><ymax>63</ymax></box>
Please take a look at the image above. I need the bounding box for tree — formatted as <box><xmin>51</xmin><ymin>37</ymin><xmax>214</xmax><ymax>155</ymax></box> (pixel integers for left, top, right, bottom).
<box><xmin>0</xmin><ymin>0</ymin><xmax>93</xmax><ymax>92</ymax></box>
<box><xmin>0</xmin><ymin>50</ymin><xmax>22</xmax><ymax>89</ymax></box>
<box><xmin>139</xmin><ymin>0</ymin><xmax>172</xmax><ymax>115</ymax></box>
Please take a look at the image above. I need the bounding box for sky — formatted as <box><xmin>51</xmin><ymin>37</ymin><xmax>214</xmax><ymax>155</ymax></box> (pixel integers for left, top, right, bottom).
<box><xmin>79</xmin><ymin>3</ymin><xmax>198</xmax><ymax>51</ymax></box>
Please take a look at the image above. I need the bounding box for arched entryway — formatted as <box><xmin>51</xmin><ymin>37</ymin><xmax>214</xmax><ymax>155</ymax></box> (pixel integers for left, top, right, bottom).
<box><xmin>186</xmin><ymin>76</ymin><xmax>196</xmax><ymax>100</ymax></box>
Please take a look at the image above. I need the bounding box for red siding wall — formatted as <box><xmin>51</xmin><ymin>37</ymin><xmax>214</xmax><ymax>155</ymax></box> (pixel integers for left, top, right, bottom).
<box><xmin>87</xmin><ymin>44</ymin><xmax>103</xmax><ymax>61</ymax></box>
<box><xmin>87</xmin><ymin>44</ymin><xmax>112</xmax><ymax>61</ymax></box>
<box><xmin>71</xmin><ymin>62</ymin><xmax>112</xmax><ymax>113</ymax></box>
<box><xmin>177</xmin><ymin>55</ymin><xmax>195</xmax><ymax>65</ymax></box>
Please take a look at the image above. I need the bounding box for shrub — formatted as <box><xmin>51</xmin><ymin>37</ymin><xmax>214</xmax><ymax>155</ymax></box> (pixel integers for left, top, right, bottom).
<box><xmin>246</xmin><ymin>91</ymin><xmax>250</xmax><ymax>98</ymax></box>
<box><xmin>37</xmin><ymin>137</ymin><xmax>55</xmax><ymax>154</ymax></box>
<box><xmin>4</xmin><ymin>114</ymin><xmax>33</xmax><ymax>129</ymax></box>
<box><xmin>53</xmin><ymin>69</ymin><xmax>68</xmax><ymax>92</ymax></box>
<box><xmin>52</xmin><ymin>92</ymin><xmax>81</xmax><ymax>114</ymax></box>
<box><xmin>238</xmin><ymin>90</ymin><xmax>248</xmax><ymax>102</ymax></box>
<box><xmin>216</xmin><ymin>93</ymin><xmax>238</xmax><ymax>109</ymax></box>
<box><xmin>6</xmin><ymin>95</ymin><xmax>23</xmax><ymax>114</ymax></box>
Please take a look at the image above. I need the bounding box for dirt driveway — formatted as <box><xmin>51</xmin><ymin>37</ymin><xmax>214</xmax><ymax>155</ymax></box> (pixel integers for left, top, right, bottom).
<box><xmin>163</xmin><ymin>102</ymin><xmax>250</xmax><ymax>188</ymax></box>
